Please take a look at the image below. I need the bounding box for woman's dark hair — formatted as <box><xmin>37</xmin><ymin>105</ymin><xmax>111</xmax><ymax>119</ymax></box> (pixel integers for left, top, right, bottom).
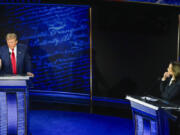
<box><xmin>170</xmin><ymin>61</ymin><xmax>180</xmax><ymax>80</ymax></box>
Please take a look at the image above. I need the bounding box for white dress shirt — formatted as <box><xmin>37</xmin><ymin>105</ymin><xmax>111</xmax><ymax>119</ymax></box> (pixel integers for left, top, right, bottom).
<box><xmin>9</xmin><ymin>46</ymin><xmax>17</xmax><ymax>59</ymax></box>
<box><xmin>169</xmin><ymin>77</ymin><xmax>175</xmax><ymax>86</ymax></box>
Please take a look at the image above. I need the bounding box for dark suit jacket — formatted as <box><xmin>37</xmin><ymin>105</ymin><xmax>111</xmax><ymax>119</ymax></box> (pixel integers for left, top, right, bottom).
<box><xmin>0</xmin><ymin>44</ymin><xmax>32</xmax><ymax>75</ymax></box>
<box><xmin>161</xmin><ymin>77</ymin><xmax>180</xmax><ymax>135</ymax></box>
<box><xmin>160</xmin><ymin>77</ymin><xmax>180</xmax><ymax>105</ymax></box>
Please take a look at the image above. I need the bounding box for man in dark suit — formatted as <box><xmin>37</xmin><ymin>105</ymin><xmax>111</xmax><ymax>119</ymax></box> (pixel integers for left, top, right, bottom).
<box><xmin>0</xmin><ymin>33</ymin><xmax>34</xmax><ymax>77</ymax></box>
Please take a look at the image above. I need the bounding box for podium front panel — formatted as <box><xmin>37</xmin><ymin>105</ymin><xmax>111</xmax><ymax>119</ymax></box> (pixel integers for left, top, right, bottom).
<box><xmin>126</xmin><ymin>95</ymin><xmax>176</xmax><ymax>135</ymax></box>
<box><xmin>0</xmin><ymin>77</ymin><xmax>29</xmax><ymax>135</ymax></box>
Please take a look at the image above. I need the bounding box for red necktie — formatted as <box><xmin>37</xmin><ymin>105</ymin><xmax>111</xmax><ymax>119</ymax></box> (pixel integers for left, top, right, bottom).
<box><xmin>11</xmin><ymin>49</ymin><xmax>17</xmax><ymax>74</ymax></box>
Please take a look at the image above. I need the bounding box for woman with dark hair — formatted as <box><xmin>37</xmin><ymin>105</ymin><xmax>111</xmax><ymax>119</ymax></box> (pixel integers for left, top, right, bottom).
<box><xmin>160</xmin><ymin>61</ymin><xmax>180</xmax><ymax>104</ymax></box>
<box><xmin>160</xmin><ymin>61</ymin><xmax>180</xmax><ymax>135</ymax></box>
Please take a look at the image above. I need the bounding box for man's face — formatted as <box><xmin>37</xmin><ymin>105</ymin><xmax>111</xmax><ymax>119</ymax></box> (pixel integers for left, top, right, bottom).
<box><xmin>7</xmin><ymin>38</ymin><xmax>18</xmax><ymax>50</ymax></box>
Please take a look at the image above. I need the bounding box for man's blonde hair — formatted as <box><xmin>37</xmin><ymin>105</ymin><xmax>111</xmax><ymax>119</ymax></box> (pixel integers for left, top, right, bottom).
<box><xmin>6</xmin><ymin>33</ymin><xmax>17</xmax><ymax>41</ymax></box>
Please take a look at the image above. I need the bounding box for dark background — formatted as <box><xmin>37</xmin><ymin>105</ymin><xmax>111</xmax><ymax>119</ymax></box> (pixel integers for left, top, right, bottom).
<box><xmin>0</xmin><ymin>1</ymin><xmax>179</xmax><ymax>99</ymax></box>
<box><xmin>92</xmin><ymin>2</ymin><xmax>180</xmax><ymax>98</ymax></box>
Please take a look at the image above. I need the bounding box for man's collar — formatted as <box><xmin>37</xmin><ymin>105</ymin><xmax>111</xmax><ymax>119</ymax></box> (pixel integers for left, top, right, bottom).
<box><xmin>9</xmin><ymin>46</ymin><xmax>17</xmax><ymax>52</ymax></box>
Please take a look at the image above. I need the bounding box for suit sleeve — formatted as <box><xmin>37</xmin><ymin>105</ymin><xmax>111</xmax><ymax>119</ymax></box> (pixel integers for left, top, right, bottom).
<box><xmin>0</xmin><ymin>47</ymin><xmax>3</xmax><ymax>71</ymax></box>
<box><xmin>24</xmin><ymin>46</ymin><xmax>32</xmax><ymax>73</ymax></box>
<box><xmin>167</xmin><ymin>84</ymin><xmax>180</xmax><ymax>101</ymax></box>
<box><xmin>160</xmin><ymin>81</ymin><xmax>180</xmax><ymax>104</ymax></box>
<box><xmin>160</xmin><ymin>80</ymin><xmax>169</xmax><ymax>93</ymax></box>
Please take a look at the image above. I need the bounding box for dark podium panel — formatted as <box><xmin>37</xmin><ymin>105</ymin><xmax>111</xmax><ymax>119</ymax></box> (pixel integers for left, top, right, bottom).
<box><xmin>126</xmin><ymin>95</ymin><xmax>178</xmax><ymax>135</ymax></box>
<box><xmin>0</xmin><ymin>76</ymin><xmax>30</xmax><ymax>135</ymax></box>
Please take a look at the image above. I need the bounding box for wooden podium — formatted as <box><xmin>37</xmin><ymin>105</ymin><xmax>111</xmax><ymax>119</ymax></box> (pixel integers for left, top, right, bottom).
<box><xmin>0</xmin><ymin>76</ymin><xmax>30</xmax><ymax>135</ymax></box>
<box><xmin>126</xmin><ymin>95</ymin><xmax>177</xmax><ymax>135</ymax></box>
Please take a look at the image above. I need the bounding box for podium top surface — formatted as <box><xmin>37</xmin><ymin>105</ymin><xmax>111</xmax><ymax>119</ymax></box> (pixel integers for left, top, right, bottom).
<box><xmin>126</xmin><ymin>95</ymin><xmax>179</xmax><ymax>110</ymax></box>
<box><xmin>0</xmin><ymin>75</ymin><xmax>30</xmax><ymax>80</ymax></box>
<box><xmin>126</xmin><ymin>95</ymin><xmax>159</xmax><ymax>110</ymax></box>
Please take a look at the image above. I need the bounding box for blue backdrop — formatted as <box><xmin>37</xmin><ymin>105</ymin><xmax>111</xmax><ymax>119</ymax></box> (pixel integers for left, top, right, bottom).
<box><xmin>0</xmin><ymin>3</ymin><xmax>90</xmax><ymax>94</ymax></box>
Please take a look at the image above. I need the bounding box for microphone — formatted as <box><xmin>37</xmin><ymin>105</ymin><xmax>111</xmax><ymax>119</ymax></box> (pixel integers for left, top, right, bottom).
<box><xmin>9</xmin><ymin>52</ymin><xmax>11</xmax><ymax>56</ymax></box>
<box><xmin>161</xmin><ymin>106</ymin><xmax>180</xmax><ymax>111</ymax></box>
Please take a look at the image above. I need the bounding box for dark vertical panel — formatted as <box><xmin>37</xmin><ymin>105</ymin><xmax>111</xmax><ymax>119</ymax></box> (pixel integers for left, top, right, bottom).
<box><xmin>92</xmin><ymin>2</ymin><xmax>179</xmax><ymax>98</ymax></box>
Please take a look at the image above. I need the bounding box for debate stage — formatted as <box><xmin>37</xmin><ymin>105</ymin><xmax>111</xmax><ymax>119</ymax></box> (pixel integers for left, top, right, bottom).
<box><xmin>29</xmin><ymin>92</ymin><xmax>133</xmax><ymax>135</ymax></box>
<box><xmin>0</xmin><ymin>1</ymin><xmax>180</xmax><ymax>135</ymax></box>
<box><xmin>29</xmin><ymin>92</ymin><xmax>180</xmax><ymax>135</ymax></box>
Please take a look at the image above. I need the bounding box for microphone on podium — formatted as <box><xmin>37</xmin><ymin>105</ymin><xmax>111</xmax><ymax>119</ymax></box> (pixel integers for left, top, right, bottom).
<box><xmin>161</xmin><ymin>106</ymin><xmax>180</xmax><ymax>111</ymax></box>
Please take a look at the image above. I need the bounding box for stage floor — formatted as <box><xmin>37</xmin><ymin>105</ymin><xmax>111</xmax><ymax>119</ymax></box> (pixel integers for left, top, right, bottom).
<box><xmin>29</xmin><ymin>110</ymin><xmax>133</xmax><ymax>135</ymax></box>
<box><xmin>29</xmin><ymin>92</ymin><xmax>133</xmax><ymax>135</ymax></box>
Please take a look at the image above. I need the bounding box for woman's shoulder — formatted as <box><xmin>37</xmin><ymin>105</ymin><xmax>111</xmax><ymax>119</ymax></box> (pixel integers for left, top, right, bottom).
<box><xmin>174</xmin><ymin>80</ymin><xmax>180</xmax><ymax>86</ymax></box>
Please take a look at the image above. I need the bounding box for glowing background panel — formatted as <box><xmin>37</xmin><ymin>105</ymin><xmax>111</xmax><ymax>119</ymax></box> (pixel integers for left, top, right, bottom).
<box><xmin>0</xmin><ymin>4</ymin><xmax>90</xmax><ymax>94</ymax></box>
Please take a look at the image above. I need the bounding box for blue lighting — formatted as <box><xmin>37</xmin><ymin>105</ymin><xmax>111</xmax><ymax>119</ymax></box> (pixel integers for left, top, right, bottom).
<box><xmin>0</xmin><ymin>3</ymin><xmax>90</xmax><ymax>94</ymax></box>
